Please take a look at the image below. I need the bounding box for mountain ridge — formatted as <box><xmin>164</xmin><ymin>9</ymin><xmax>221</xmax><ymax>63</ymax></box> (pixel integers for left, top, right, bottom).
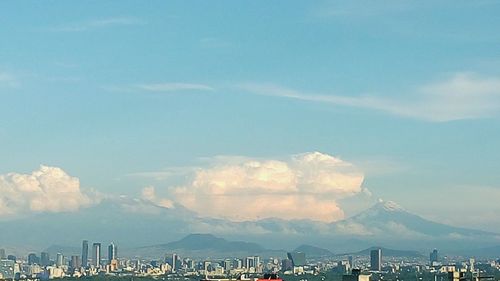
<box><xmin>1</xmin><ymin>198</ymin><xmax>499</xmax><ymax>256</ymax></box>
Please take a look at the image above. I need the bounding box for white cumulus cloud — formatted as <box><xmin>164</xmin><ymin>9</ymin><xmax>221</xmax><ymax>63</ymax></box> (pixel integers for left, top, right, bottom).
<box><xmin>141</xmin><ymin>186</ymin><xmax>174</xmax><ymax>208</ymax></box>
<box><xmin>171</xmin><ymin>152</ymin><xmax>364</xmax><ymax>222</ymax></box>
<box><xmin>0</xmin><ymin>165</ymin><xmax>94</xmax><ymax>217</ymax></box>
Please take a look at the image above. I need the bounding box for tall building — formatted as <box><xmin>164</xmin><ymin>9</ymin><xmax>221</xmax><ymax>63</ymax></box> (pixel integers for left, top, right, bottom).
<box><xmin>287</xmin><ymin>252</ymin><xmax>306</xmax><ymax>267</ymax></box>
<box><xmin>108</xmin><ymin>243</ymin><xmax>117</xmax><ymax>264</ymax></box>
<box><xmin>92</xmin><ymin>243</ymin><xmax>101</xmax><ymax>267</ymax></box>
<box><xmin>41</xmin><ymin>252</ymin><xmax>50</xmax><ymax>267</ymax></box>
<box><xmin>71</xmin><ymin>256</ymin><xmax>81</xmax><ymax>270</ymax></box>
<box><xmin>28</xmin><ymin>253</ymin><xmax>39</xmax><ymax>265</ymax></box>
<box><xmin>223</xmin><ymin>259</ymin><xmax>232</xmax><ymax>271</ymax></box>
<box><xmin>430</xmin><ymin>249</ymin><xmax>439</xmax><ymax>265</ymax></box>
<box><xmin>370</xmin><ymin>249</ymin><xmax>381</xmax><ymax>271</ymax></box>
<box><xmin>0</xmin><ymin>249</ymin><xmax>6</xmax><ymax>260</ymax></box>
<box><xmin>81</xmin><ymin>240</ymin><xmax>89</xmax><ymax>268</ymax></box>
<box><xmin>245</xmin><ymin>257</ymin><xmax>255</xmax><ymax>269</ymax></box>
<box><xmin>56</xmin><ymin>253</ymin><xmax>64</xmax><ymax>267</ymax></box>
<box><xmin>171</xmin><ymin>253</ymin><xmax>180</xmax><ymax>271</ymax></box>
<box><xmin>233</xmin><ymin>258</ymin><xmax>242</xmax><ymax>269</ymax></box>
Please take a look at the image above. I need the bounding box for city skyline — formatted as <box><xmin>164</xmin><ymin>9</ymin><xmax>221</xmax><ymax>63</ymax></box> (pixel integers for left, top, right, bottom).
<box><xmin>1</xmin><ymin>236</ymin><xmax>498</xmax><ymax>281</ymax></box>
<box><xmin>1</xmin><ymin>1</ymin><xmax>500</xmax><ymax>236</ymax></box>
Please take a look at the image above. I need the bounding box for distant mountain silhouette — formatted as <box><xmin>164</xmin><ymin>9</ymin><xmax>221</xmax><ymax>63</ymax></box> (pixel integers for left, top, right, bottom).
<box><xmin>131</xmin><ymin>234</ymin><xmax>279</xmax><ymax>258</ymax></box>
<box><xmin>334</xmin><ymin>200</ymin><xmax>494</xmax><ymax>238</ymax></box>
<box><xmin>156</xmin><ymin>233</ymin><xmax>265</xmax><ymax>252</ymax></box>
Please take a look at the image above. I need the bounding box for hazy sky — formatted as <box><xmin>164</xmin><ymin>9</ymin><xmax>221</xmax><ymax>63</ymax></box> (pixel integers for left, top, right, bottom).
<box><xmin>1</xmin><ymin>1</ymin><xmax>500</xmax><ymax>231</ymax></box>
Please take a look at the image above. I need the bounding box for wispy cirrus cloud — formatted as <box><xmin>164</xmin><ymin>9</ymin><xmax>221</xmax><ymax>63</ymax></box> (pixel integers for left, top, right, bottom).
<box><xmin>126</xmin><ymin>166</ymin><xmax>196</xmax><ymax>181</ymax></box>
<box><xmin>238</xmin><ymin>73</ymin><xmax>500</xmax><ymax>122</ymax></box>
<box><xmin>136</xmin><ymin>83</ymin><xmax>215</xmax><ymax>92</ymax></box>
<box><xmin>0</xmin><ymin>72</ymin><xmax>19</xmax><ymax>88</ymax></box>
<box><xmin>103</xmin><ymin>82</ymin><xmax>215</xmax><ymax>93</ymax></box>
<box><xmin>45</xmin><ymin>17</ymin><xmax>145</xmax><ymax>32</ymax></box>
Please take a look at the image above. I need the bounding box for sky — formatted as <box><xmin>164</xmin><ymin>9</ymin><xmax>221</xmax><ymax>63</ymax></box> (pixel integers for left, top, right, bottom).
<box><xmin>1</xmin><ymin>1</ymin><xmax>500</xmax><ymax>232</ymax></box>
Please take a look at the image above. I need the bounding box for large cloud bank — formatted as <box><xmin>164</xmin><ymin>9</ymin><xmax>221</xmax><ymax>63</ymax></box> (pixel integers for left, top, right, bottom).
<box><xmin>0</xmin><ymin>165</ymin><xmax>93</xmax><ymax>217</ymax></box>
<box><xmin>171</xmin><ymin>152</ymin><xmax>364</xmax><ymax>222</ymax></box>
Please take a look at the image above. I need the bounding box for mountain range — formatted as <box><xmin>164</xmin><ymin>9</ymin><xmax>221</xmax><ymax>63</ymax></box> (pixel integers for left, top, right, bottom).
<box><xmin>131</xmin><ymin>234</ymin><xmax>276</xmax><ymax>258</ymax></box>
<box><xmin>39</xmin><ymin>234</ymin><xmax>429</xmax><ymax>260</ymax></box>
<box><xmin>1</xmin><ymin>197</ymin><xmax>499</xmax><ymax>257</ymax></box>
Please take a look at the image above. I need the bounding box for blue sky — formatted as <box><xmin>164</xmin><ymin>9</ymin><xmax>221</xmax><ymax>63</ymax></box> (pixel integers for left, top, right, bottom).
<box><xmin>1</xmin><ymin>1</ymin><xmax>500</xmax><ymax>231</ymax></box>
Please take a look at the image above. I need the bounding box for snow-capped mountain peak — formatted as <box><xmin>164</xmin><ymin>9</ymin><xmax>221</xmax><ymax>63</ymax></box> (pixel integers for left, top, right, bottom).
<box><xmin>376</xmin><ymin>199</ymin><xmax>405</xmax><ymax>212</ymax></box>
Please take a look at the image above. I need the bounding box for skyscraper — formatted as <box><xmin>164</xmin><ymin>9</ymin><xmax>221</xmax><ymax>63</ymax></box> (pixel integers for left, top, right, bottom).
<box><xmin>370</xmin><ymin>249</ymin><xmax>382</xmax><ymax>271</ymax></box>
<box><xmin>56</xmin><ymin>253</ymin><xmax>64</xmax><ymax>267</ymax></box>
<box><xmin>233</xmin><ymin>258</ymin><xmax>242</xmax><ymax>269</ymax></box>
<box><xmin>0</xmin><ymin>249</ymin><xmax>6</xmax><ymax>260</ymax></box>
<box><xmin>171</xmin><ymin>253</ymin><xmax>179</xmax><ymax>271</ymax></box>
<box><xmin>224</xmin><ymin>259</ymin><xmax>232</xmax><ymax>271</ymax></box>
<box><xmin>108</xmin><ymin>243</ymin><xmax>117</xmax><ymax>264</ymax></box>
<box><xmin>92</xmin><ymin>243</ymin><xmax>101</xmax><ymax>267</ymax></box>
<box><xmin>81</xmin><ymin>240</ymin><xmax>89</xmax><ymax>268</ymax></box>
<box><xmin>28</xmin><ymin>253</ymin><xmax>39</xmax><ymax>265</ymax></box>
<box><xmin>287</xmin><ymin>252</ymin><xmax>306</xmax><ymax>267</ymax></box>
<box><xmin>245</xmin><ymin>256</ymin><xmax>255</xmax><ymax>269</ymax></box>
<box><xmin>71</xmin><ymin>256</ymin><xmax>81</xmax><ymax>270</ymax></box>
<box><xmin>430</xmin><ymin>249</ymin><xmax>439</xmax><ymax>265</ymax></box>
<box><xmin>41</xmin><ymin>252</ymin><xmax>50</xmax><ymax>267</ymax></box>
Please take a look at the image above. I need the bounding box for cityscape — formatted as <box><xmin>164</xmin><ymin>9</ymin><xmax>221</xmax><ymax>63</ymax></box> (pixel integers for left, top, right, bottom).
<box><xmin>1</xmin><ymin>2</ymin><xmax>500</xmax><ymax>281</ymax></box>
<box><xmin>1</xmin><ymin>240</ymin><xmax>500</xmax><ymax>281</ymax></box>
